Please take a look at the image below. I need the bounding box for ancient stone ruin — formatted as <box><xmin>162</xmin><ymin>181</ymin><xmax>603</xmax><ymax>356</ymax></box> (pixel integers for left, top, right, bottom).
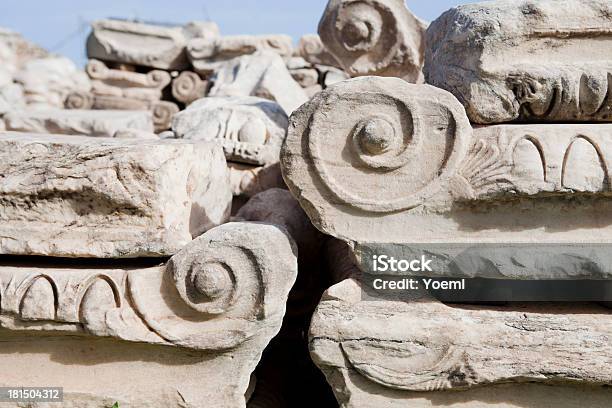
<box><xmin>1</xmin><ymin>0</ymin><xmax>611</xmax><ymax>407</ymax></box>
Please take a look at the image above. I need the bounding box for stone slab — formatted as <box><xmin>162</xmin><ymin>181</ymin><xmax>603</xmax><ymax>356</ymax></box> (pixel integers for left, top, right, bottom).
<box><xmin>3</xmin><ymin>109</ymin><xmax>154</xmax><ymax>137</ymax></box>
<box><xmin>310</xmin><ymin>278</ymin><xmax>612</xmax><ymax>407</ymax></box>
<box><xmin>187</xmin><ymin>34</ymin><xmax>293</xmax><ymax>74</ymax></box>
<box><xmin>87</xmin><ymin>19</ymin><xmax>219</xmax><ymax>70</ymax></box>
<box><xmin>0</xmin><ymin>132</ymin><xmax>231</xmax><ymax>257</ymax></box>
<box><xmin>425</xmin><ymin>0</ymin><xmax>612</xmax><ymax>124</ymax></box>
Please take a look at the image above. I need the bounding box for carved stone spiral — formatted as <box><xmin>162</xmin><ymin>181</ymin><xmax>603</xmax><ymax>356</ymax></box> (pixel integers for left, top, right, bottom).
<box><xmin>285</xmin><ymin>76</ymin><xmax>471</xmax><ymax>213</ymax></box>
<box><xmin>146</xmin><ymin>69</ymin><xmax>172</xmax><ymax>88</ymax></box>
<box><xmin>127</xmin><ymin>222</ymin><xmax>297</xmax><ymax>350</ymax></box>
<box><xmin>64</xmin><ymin>91</ymin><xmax>94</xmax><ymax>110</ymax></box>
<box><xmin>171</xmin><ymin>71</ymin><xmax>207</xmax><ymax>105</ymax></box>
<box><xmin>170</xmin><ymin>253</ymin><xmax>240</xmax><ymax>316</ymax></box>
<box><xmin>151</xmin><ymin>101</ymin><xmax>180</xmax><ymax>130</ymax></box>
<box><xmin>86</xmin><ymin>59</ymin><xmax>108</xmax><ymax>79</ymax></box>
<box><xmin>318</xmin><ymin>0</ymin><xmax>426</xmax><ymax>81</ymax></box>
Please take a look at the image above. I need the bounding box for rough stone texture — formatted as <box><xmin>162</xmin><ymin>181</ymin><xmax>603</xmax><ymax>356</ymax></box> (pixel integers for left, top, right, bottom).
<box><xmin>173</xmin><ymin>96</ymin><xmax>288</xmax><ymax>166</ymax></box>
<box><xmin>281</xmin><ymin>76</ymin><xmax>612</xmax><ymax>246</ymax></box>
<box><xmin>228</xmin><ymin>163</ymin><xmax>286</xmax><ymax>197</ymax></box>
<box><xmin>0</xmin><ymin>221</ymin><xmax>297</xmax><ymax>407</ymax></box>
<box><xmin>208</xmin><ymin>51</ymin><xmax>309</xmax><ymax>114</ymax></box>
<box><xmin>0</xmin><ymin>132</ymin><xmax>231</xmax><ymax>258</ymax></box>
<box><xmin>65</xmin><ymin>91</ymin><xmax>179</xmax><ymax>131</ymax></box>
<box><xmin>172</xmin><ymin>71</ymin><xmax>208</xmax><ymax>105</ymax></box>
<box><xmin>318</xmin><ymin>0</ymin><xmax>427</xmax><ymax>82</ymax></box>
<box><xmin>310</xmin><ymin>278</ymin><xmax>612</xmax><ymax>407</ymax></box>
<box><xmin>425</xmin><ymin>0</ymin><xmax>612</xmax><ymax>124</ymax></box>
<box><xmin>14</xmin><ymin>57</ymin><xmax>91</xmax><ymax>108</ymax></box>
<box><xmin>188</xmin><ymin>35</ymin><xmax>293</xmax><ymax>74</ymax></box>
<box><xmin>87</xmin><ymin>19</ymin><xmax>219</xmax><ymax>70</ymax></box>
<box><xmin>298</xmin><ymin>34</ymin><xmax>342</xmax><ymax>68</ymax></box>
<box><xmin>0</xmin><ymin>83</ymin><xmax>25</xmax><ymax>115</ymax></box>
<box><xmin>3</xmin><ymin>109</ymin><xmax>154</xmax><ymax>137</ymax></box>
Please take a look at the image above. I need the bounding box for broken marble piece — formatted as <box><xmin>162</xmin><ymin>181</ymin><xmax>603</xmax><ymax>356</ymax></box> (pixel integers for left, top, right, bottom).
<box><xmin>319</xmin><ymin>65</ymin><xmax>350</xmax><ymax>87</ymax></box>
<box><xmin>310</xmin><ymin>278</ymin><xmax>612</xmax><ymax>407</ymax></box>
<box><xmin>208</xmin><ymin>51</ymin><xmax>309</xmax><ymax>114</ymax></box>
<box><xmin>3</xmin><ymin>108</ymin><xmax>154</xmax><ymax>137</ymax></box>
<box><xmin>188</xmin><ymin>34</ymin><xmax>293</xmax><ymax>74</ymax></box>
<box><xmin>14</xmin><ymin>57</ymin><xmax>91</xmax><ymax>108</ymax></box>
<box><xmin>290</xmin><ymin>68</ymin><xmax>320</xmax><ymax>88</ymax></box>
<box><xmin>318</xmin><ymin>0</ymin><xmax>427</xmax><ymax>82</ymax></box>
<box><xmin>0</xmin><ymin>221</ymin><xmax>297</xmax><ymax>407</ymax></box>
<box><xmin>87</xmin><ymin>19</ymin><xmax>219</xmax><ymax>70</ymax></box>
<box><xmin>172</xmin><ymin>71</ymin><xmax>208</xmax><ymax>105</ymax></box>
<box><xmin>228</xmin><ymin>163</ymin><xmax>285</xmax><ymax>197</ymax></box>
<box><xmin>298</xmin><ymin>34</ymin><xmax>342</xmax><ymax>68</ymax></box>
<box><xmin>425</xmin><ymin>0</ymin><xmax>612</xmax><ymax>124</ymax></box>
<box><xmin>173</xmin><ymin>95</ymin><xmax>288</xmax><ymax>166</ymax></box>
<box><xmin>65</xmin><ymin>91</ymin><xmax>179</xmax><ymax>131</ymax></box>
<box><xmin>281</xmin><ymin>76</ymin><xmax>612</xmax><ymax>247</ymax></box>
<box><xmin>0</xmin><ymin>132</ymin><xmax>231</xmax><ymax>258</ymax></box>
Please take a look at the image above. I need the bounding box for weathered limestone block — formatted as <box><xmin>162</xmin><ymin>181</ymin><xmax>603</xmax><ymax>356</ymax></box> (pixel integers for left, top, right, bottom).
<box><xmin>281</xmin><ymin>76</ymin><xmax>612</xmax><ymax>247</ymax></box>
<box><xmin>318</xmin><ymin>0</ymin><xmax>427</xmax><ymax>82</ymax></box>
<box><xmin>298</xmin><ymin>34</ymin><xmax>342</xmax><ymax>68</ymax></box>
<box><xmin>173</xmin><ymin>96</ymin><xmax>288</xmax><ymax>166</ymax></box>
<box><xmin>310</xmin><ymin>278</ymin><xmax>612</xmax><ymax>407</ymax></box>
<box><xmin>188</xmin><ymin>34</ymin><xmax>293</xmax><ymax>74</ymax></box>
<box><xmin>425</xmin><ymin>0</ymin><xmax>612</xmax><ymax>124</ymax></box>
<box><xmin>208</xmin><ymin>51</ymin><xmax>309</xmax><ymax>114</ymax></box>
<box><xmin>171</xmin><ymin>71</ymin><xmax>208</xmax><ymax>105</ymax></box>
<box><xmin>14</xmin><ymin>57</ymin><xmax>91</xmax><ymax>108</ymax></box>
<box><xmin>0</xmin><ymin>132</ymin><xmax>231</xmax><ymax>258</ymax></box>
<box><xmin>3</xmin><ymin>109</ymin><xmax>154</xmax><ymax>137</ymax></box>
<box><xmin>0</xmin><ymin>222</ymin><xmax>297</xmax><ymax>407</ymax></box>
<box><xmin>87</xmin><ymin>19</ymin><xmax>219</xmax><ymax>70</ymax></box>
<box><xmin>65</xmin><ymin>91</ymin><xmax>179</xmax><ymax>131</ymax></box>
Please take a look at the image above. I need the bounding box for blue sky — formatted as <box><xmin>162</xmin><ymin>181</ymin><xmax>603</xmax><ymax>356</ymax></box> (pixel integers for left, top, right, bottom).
<box><xmin>0</xmin><ymin>0</ymin><xmax>470</xmax><ymax>67</ymax></box>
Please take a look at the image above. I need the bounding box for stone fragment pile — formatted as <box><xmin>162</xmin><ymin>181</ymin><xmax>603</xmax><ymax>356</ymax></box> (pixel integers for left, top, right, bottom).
<box><xmin>1</xmin><ymin>0</ymin><xmax>611</xmax><ymax>407</ymax></box>
<box><xmin>281</xmin><ymin>0</ymin><xmax>612</xmax><ymax>407</ymax></box>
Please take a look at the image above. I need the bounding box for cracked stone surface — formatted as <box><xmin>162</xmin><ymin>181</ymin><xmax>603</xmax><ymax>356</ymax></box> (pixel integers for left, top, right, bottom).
<box><xmin>0</xmin><ymin>132</ymin><xmax>232</xmax><ymax>258</ymax></box>
<box><xmin>425</xmin><ymin>0</ymin><xmax>612</xmax><ymax>123</ymax></box>
<box><xmin>310</xmin><ymin>278</ymin><xmax>612</xmax><ymax>407</ymax></box>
